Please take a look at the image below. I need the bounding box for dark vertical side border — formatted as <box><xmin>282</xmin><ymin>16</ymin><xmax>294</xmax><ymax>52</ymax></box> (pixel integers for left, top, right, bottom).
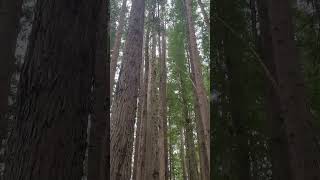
<box><xmin>209</xmin><ymin>0</ymin><xmax>214</xmax><ymax>179</ymax></box>
<box><xmin>106</xmin><ymin>0</ymin><xmax>111</xmax><ymax>178</ymax></box>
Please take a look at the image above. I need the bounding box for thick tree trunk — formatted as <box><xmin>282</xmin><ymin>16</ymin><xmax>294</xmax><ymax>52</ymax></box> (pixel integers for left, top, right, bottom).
<box><xmin>144</xmin><ymin>27</ymin><xmax>160</xmax><ymax>180</ymax></box>
<box><xmin>132</xmin><ymin>48</ymin><xmax>145</xmax><ymax>180</ymax></box>
<box><xmin>256</xmin><ymin>0</ymin><xmax>291</xmax><ymax>179</ymax></box>
<box><xmin>0</xmin><ymin>0</ymin><xmax>22</xmax><ymax>147</ymax></box>
<box><xmin>110</xmin><ymin>0</ymin><xmax>127</xmax><ymax>94</ymax></box>
<box><xmin>268</xmin><ymin>0</ymin><xmax>320</xmax><ymax>179</ymax></box>
<box><xmin>3</xmin><ymin>0</ymin><xmax>103</xmax><ymax>179</ymax></box>
<box><xmin>87</xmin><ymin>0</ymin><xmax>108</xmax><ymax>179</ymax></box>
<box><xmin>135</xmin><ymin>26</ymin><xmax>150</xmax><ymax>180</ymax></box>
<box><xmin>184</xmin><ymin>0</ymin><xmax>210</xmax><ymax>164</ymax></box>
<box><xmin>110</xmin><ymin>0</ymin><xmax>145</xmax><ymax>178</ymax></box>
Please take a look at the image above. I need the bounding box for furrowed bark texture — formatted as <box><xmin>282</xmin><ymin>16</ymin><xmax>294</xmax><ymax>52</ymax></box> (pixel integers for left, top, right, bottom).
<box><xmin>268</xmin><ymin>0</ymin><xmax>320</xmax><ymax>179</ymax></box>
<box><xmin>135</xmin><ymin>26</ymin><xmax>150</xmax><ymax>180</ymax></box>
<box><xmin>110</xmin><ymin>0</ymin><xmax>127</xmax><ymax>94</ymax></box>
<box><xmin>110</xmin><ymin>0</ymin><xmax>145</xmax><ymax>178</ymax></box>
<box><xmin>0</xmin><ymin>0</ymin><xmax>22</xmax><ymax>145</ymax></box>
<box><xmin>4</xmin><ymin>0</ymin><xmax>103</xmax><ymax>179</ymax></box>
<box><xmin>87</xmin><ymin>0</ymin><xmax>108</xmax><ymax>179</ymax></box>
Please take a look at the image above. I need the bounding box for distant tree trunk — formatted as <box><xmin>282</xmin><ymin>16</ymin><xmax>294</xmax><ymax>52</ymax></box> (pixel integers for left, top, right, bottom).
<box><xmin>135</xmin><ymin>26</ymin><xmax>151</xmax><ymax>180</ymax></box>
<box><xmin>87</xmin><ymin>0</ymin><xmax>108</xmax><ymax>179</ymax></box>
<box><xmin>110</xmin><ymin>0</ymin><xmax>127</xmax><ymax>95</ymax></box>
<box><xmin>185</xmin><ymin>35</ymin><xmax>210</xmax><ymax>180</ymax></box>
<box><xmin>159</xmin><ymin>2</ymin><xmax>168</xmax><ymax>180</ymax></box>
<box><xmin>178</xmin><ymin>73</ymin><xmax>199</xmax><ymax>180</ymax></box>
<box><xmin>256</xmin><ymin>0</ymin><xmax>291</xmax><ymax>179</ymax></box>
<box><xmin>110</xmin><ymin>0</ymin><xmax>145</xmax><ymax>178</ymax></box>
<box><xmin>3</xmin><ymin>0</ymin><xmax>103</xmax><ymax>179</ymax></box>
<box><xmin>0</xmin><ymin>0</ymin><xmax>22</xmax><ymax>148</ymax></box>
<box><xmin>184</xmin><ymin>0</ymin><xmax>210</xmax><ymax>164</ymax></box>
<box><xmin>268</xmin><ymin>0</ymin><xmax>320</xmax><ymax>179</ymax></box>
<box><xmin>180</xmin><ymin>128</ymin><xmax>187</xmax><ymax>180</ymax></box>
<box><xmin>196</xmin><ymin>0</ymin><xmax>209</xmax><ymax>29</ymax></box>
<box><xmin>144</xmin><ymin>26</ymin><xmax>160</xmax><ymax>180</ymax></box>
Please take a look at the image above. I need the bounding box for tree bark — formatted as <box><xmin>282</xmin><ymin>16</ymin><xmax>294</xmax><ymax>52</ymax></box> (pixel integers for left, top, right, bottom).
<box><xmin>256</xmin><ymin>0</ymin><xmax>291</xmax><ymax>179</ymax></box>
<box><xmin>0</xmin><ymin>0</ymin><xmax>22</xmax><ymax>147</ymax></box>
<box><xmin>4</xmin><ymin>0</ymin><xmax>103</xmax><ymax>179</ymax></box>
<box><xmin>268</xmin><ymin>0</ymin><xmax>320</xmax><ymax>179</ymax></box>
<box><xmin>110</xmin><ymin>0</ymin><xmax>145</xmax><ymax>178</ymax></box>
<box><xmin>135</xmin><ymin>26</ymin><xmax>151</xmax><ymax>180</ymax></box>
<box><xmin>184</xmin><ymin>0</ymin><xmax>210</xmax><ymax>164</ymax></box>
<box><xmin>87</xmin><ymin>0</ymin><xmax>108</xmax><ymax>179</ymax></box>
<box><xmin>180</xmin><ymin>128</ymin><xmax>188</xmax><ymax>180</ymax></box>
<box><xmin>196</xmin><ymin>0</ymin><xmax>209</xmax><ymax>30</ymax></box>
<box><xmin>144</xmin><ymin>26</ymin><xmax>160</xmax><ymax>180</ymax></box>
<box><xmin>110</xmin><ymin>0</ymin><xmax>127</xmax><ymax>95</ymax></box>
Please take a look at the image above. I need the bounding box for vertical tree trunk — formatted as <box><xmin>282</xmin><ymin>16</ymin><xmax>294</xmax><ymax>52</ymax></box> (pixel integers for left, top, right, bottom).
<box><xmin>135</xmin><ymin>26</ymin><xmax>151</xmax><ymax>180</ymax></box>
<box><xmin>110</xmin><ymin>0</ymin><xmax>127</xmax><ymax>94</ymax></box>
<box><xmin>256</xmin><ymin>0</ymin><xmax>291</xmax><ymax>179</ymax></box>
<box><xmin>132</xmin><ymin>48</ymin><xmax>145</xmax><ymax>180</ymax></box>
<box><xmin>178</xmin><ymin>73</ymin><xmax>199</xmax><ymax>180</ymax></box>
<box><xmin>87</xmin><ymin>0</ymin><xmax>108</xmax><ymax>179</ymax></box>
<box><xmin>0</xmin><ymin>0</ymin><xmax>22</xmax><ymax>147</ymax></box>
<box><xmin>184</xmin><ymin>0</ymin><xmax>210</xmax><ymax>164</ymax></box>
<box><xmin>180</xmin><ymin>128</ymin><xmax>188</xmax><ymax>180</ymax></box>
<box><xmin>110</xmin><ymin>0</ymin><xmax>145</xmax><ymax>178</ymax></box>
<box><xmin>159</xmin><ymin>1</ymin><xmax>168</xmax><ymax>180</ymax></box>
<box><xmin>196</xmin><ymin>0</ymin><xmax>209</xmax><ymax>29</ymax></box>
<box><xmin>4</xmin><ymin>0</ymin><xmax>103</xmax><ymax>179</ymax></box>
<box><xmin>144</xmin><ymin>26</ymin><xmax>160</xmax><ymax>180</ymax></box>
<box><xmin>268</xmin><ymin>0</ymin><xmax>320</xmax><ymax>179</ymax></box>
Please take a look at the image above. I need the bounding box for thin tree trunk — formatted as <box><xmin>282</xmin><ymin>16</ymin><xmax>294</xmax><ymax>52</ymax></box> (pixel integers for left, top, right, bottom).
<box><xmin>4</xmin><ymin>0</ymin><xmax>103</xmax><ymax>179</ymax></box>
<box><xmin>256</xmin><ymin>0</ymin><xmax>291</xmax><ymax>179</ymax></box>
<box><xmin>185</xmin><ymin>36</ymin><xmax>210</xmax><ymax>180</ymax></box>
<box><xmin>180</xmin><ymin>128</ymin><xmax>188</xmax><ymax>180</ymax></box>
<box><xmin>196</xmin><ymin>0</ymin><xmax>209</xmax><ymax>29</ymax></box>
<box><xmin>110</xmin><ymin>0</ymin><xmax>145</xmax><ymax>178</ymax></box>
<box><xmin>87</xmin><ymin>0</ymin><xmax>108</xmax><ymax>179</ymax></box>
<box><xmin>178</xmin><ymin>71</ymin><xmax>199</xmax><ymax>180</ymax></box>
<box><xmin>184</xmin><ymin>0</ymin><xmax>210</xmax><ymax>164</ymax></box>
<box><xmin>159</xmin><ymin>2</ymin><xmax>168</xmax><ymax>180</ymax></box>
<box><xmin>268</xmin><ymin>0</ymin><xmax>320</xmax><ymax>179</ymax></box>
<box><xmin>0</xmin><ymin>0</ymin><xmax>22</xmax><ymax>148</ymax></box>
<box><xmin>110</xmin><ymin>0</ymin><xmax>127</xmax><ymax>95</ymax></box>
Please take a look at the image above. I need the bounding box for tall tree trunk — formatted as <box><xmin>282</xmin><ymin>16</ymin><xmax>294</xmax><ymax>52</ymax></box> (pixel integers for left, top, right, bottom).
<box><xmin>184</xmin><ymin>0</ymin><xmax>210</xmax><ymax>164</ymax></box>
<box><xmin>178</xmin><ymin>73</ymin><xmax>199</xmax><ymax>180</ymax></box>
<box><xmin>4</xmin><ymin>0</ymin><xmax>103</xmax><ymax>179</ymax></box>
<box><xmin>110</xmin><ymin>0</ymin><xmax>145</xmax><ymax>178</ymax></box>
<box><xmin>268</xmin><ymin>0</ymin><xmax>320</xmax><ymax>179</ymax></box>
<box><xmin>196</xmin><ymin>0</ymin><xmax>209</xmax><ymax>30</ymax></box>
<box><xmin>135</xmin><ymin>26</ymin><xmax>151</xmax><ymax>180</ymax></box>
<box><xmin>159</xmin><ymin>2</ymin><xmax>168</xmax><ymax>180</ymax></box>
<box><xmin>110</xmin><ymin>0</ymin><xmax>127</xmax><ymax>94</ymax></box>
<box><xmin>180</xmin><ymin>128</ymin><xmax>187</xmax><ymax>180</ymax></box>
<box><xmin>144</xmin><ymin>26</ymin><xmax>160</xmax><ymax>180</ymax></box>
<box><xmin>87</xmin><ymin>0</ymin><xmax>108</xmax><ymax>179</ymax></box>
<box><xmin>186</xmin><ymin>37</ymin><xmax>210</xmax><ymax>180</ymax></box>
<box><xmin>256</xmin><ymin>0</ymin><xmax>291</xmax><ymax>179</ymax></box>
<box><xmin>132</xmin><ymin>47</ymin><xmax>145</xmax><ymax>180</ymax></box>
<box><xmin>0</xmin><ymin>0</ymin><xmax>22</xmax><ymax>148</ymax></box>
